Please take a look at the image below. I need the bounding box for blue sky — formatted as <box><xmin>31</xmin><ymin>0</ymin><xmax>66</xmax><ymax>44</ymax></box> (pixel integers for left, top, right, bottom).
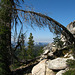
<box><xmin>12</xmin><ymin>0</ymin><xmax>75</xmax><ymax>43</ymax></box>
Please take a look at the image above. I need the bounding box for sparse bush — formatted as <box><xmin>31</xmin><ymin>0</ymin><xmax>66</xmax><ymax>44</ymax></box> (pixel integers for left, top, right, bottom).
<box><xmin>53</xmin><ymin>35</ymin><xmax>64</xmax><ymax>48</ymax></box>
<box><xmin>63</xmin><ymin>70</ymin><xmax>75</xmax><ymax>75</ymax></box>
<box><xmin>63</xmin><ymin>59</ymin><xmax>75</xmax><ymax>75</ymax></box>
<box><xmin>66</xmin><ymin>59</ymin><xmax>75</xmax><ymax>68</ymax></box>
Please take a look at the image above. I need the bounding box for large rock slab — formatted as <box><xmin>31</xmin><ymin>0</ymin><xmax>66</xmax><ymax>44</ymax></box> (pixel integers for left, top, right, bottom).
<box><xmin>56</xmin><ymin>70</ymin><xmax>66</xmax><ymax>75</ymax></box>
<box><xmin>32</xmin><ymin>59</ymin><xmax>55</xmax><ymax>75</ymax></box>
<box><xmin>46</xmin><ymin>67</ymin><xmax>55</xmax><ymax>75</ymax></box>
<box><xmin>43</xmin><ymin>49</ymin><xmax>50</xmax><ymax>55</ymax></box>
<box><xmin>48</xmin><ymin>58</ymin><xmax>68</xmax><ymax>70</ymax></box>
<box><xmin>32</xmin><ymin>59</ymin><xmax>46</xmax><ymax>75</ymax></box>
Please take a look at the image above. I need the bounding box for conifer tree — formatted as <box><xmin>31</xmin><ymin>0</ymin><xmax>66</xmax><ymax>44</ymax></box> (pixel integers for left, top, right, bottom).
<box><xmin>27</xmin><ymin>33</ymin><xmax>34</xmax><ymax>59</ymax></box>
<box><xmin>18</xmin><ymin>33</ymin><xmax>26</xmax><ymax>61</ymax></box>
<box><xmin>0</xmin><ymin>26</ymin><xmax>11</xmax><ymax>75</ymax></box>
<box><xmin>0</xmin><ymin>0</ymin><xmax>11</xmax><ymax>74</ymax></box>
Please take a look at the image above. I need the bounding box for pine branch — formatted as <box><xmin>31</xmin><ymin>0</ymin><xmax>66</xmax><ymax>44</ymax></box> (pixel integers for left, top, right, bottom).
<box><xmin>12</xmin><ymin>8</ymin><xmax>75</xmax><ymax>44</ymax></box>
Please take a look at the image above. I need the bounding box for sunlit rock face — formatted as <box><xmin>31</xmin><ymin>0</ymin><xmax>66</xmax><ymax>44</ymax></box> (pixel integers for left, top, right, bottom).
<box><xmin>67</xmin><ymin>21</ymin><xmax>75</xmax><ymax>37</ymax></box>
<box><xmin>32</xmin><ymin>59</ymin><xmax>46</xmax><ymax>75</ymax></box>
<box><xmin>56</xmin><ymin>70</ymin><xmax>66</xmax><ymax>75</ymax></box>
<box><xmin>61</xmin><ymin>21</ymin><xmax>75</xmax><ymax>45</ymax></box>
<box><xmin>48</xmin><ymin>58</ymin><xmax>68</xmax><ymax>70</ymax></box>
<box><xmin>32</xmin><ymin>59</ymin><xmax>55</xmax><ymax>75</ymax></box>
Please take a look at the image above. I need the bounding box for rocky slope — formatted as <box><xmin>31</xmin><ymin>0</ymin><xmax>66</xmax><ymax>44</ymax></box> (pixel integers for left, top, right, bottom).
<box><xmin>61</xmin><ymin>21</ymin><xmax>75</xmax><ymax>45</ymax></box>
<box><xmin>31</xmin><ymin>21</ymin><xmax>75</xmax><ymax>75</ymax></box>
<box><xmin>32</xmin><ymin>45</ymin><xmax>74</xmax><ymax>75</ymax></box>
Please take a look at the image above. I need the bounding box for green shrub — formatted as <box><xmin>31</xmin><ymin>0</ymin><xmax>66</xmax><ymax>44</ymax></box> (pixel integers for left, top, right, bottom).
<box><xmin>63</xmin><ymin>70</ymin><xmax>75</xmax><ymax>75</ymax></box>
<box><xmin>63</xmin><ymin>60</ymin><xmax>75</xmax><ymax>75</ymax></box>
<box><xmin>66</xmin><ymin>59</ymin><xmax>75</xmax><ymax>68</ymax></box>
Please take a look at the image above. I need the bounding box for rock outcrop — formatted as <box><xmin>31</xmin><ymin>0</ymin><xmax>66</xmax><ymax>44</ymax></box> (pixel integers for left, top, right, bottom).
<box><xmin>56</xmin><ymin>70</ymin><xmax>66</xmax><ymax>75</ymax></box>
<box><xmin>40</xmin><ymin>43</ymin><xmax>57</xmax><ymax>60</ymax></box>
<box><xmin>32</xmin><ymin>59</ymin><xmax>46</xmax><ymax>75</ymax></box>
<box><xmin>32</xmin><ymin>59</ymin><xmax>55</xmax><ymax>75</ymax></box>
<box><xmin>61</xmin><ymin>20</ymin><xmax>75</xmax><ymax>45</ymax></box>
<box><xmin>48</xmin><ymin>58</ymin><xmax>67</xmax><ymax>70</ymax></box>
<box><xmin>46</xmin><ymin>67</ymin><xmax>55</xmax><ymax>75</ymax></box>
<box><xmin>67</xmin><ymin>21</ymin><xmax>75</xmax><ymax>36</ymax></box>
<box><xmin>31</xmin><ymin>21</ymin><xmax>75</xmax><ymax>75</ymax></box>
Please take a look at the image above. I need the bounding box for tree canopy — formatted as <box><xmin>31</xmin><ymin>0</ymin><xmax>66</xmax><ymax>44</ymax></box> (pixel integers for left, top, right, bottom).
<box><xmin>27</xmin><ymin>33</ymin><xmax>34</xmax><ymax>59</ymax></box>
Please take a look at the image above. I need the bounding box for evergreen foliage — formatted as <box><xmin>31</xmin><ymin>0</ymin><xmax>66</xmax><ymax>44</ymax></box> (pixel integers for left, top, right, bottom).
<box><xmin>66</xmin><ymin>59</ymin><xmax>75</xmax><ymax>68</ymax></box>
<box><xmin>53</xmin><ymin>35</ymin><xmax>64</xmax><ymax>48</ymax></box>
<box><xmin>62</xmin><ymin>46</ymin><xmax>75</xmax><ymax>75</ymax></box>
<box><xmin>63</xmin><ymin>70</ymin><xmax>75</xmax><ymax>75</ymax></box>
<box><xmin>27</xmin><ymin>33</ymin><xmax>34</xmax><ymax>59</ymax></box>
<box><xmin>63</xmin><ymin>59</ymin><xmax>75</xmax><ymax>75</ymax></box>
<box><xmin>16</xmin><ymin>33</ymin><xmax>27</xmax><ymax>61</ymax></box>
<box><xmin>0</xmin><ymin>26</ymin><xmax>11</xmax><ymax>75</ymax></box>
<box><xmin>34</xmin><ymin>46</ymin><xmax>43</xmax><ymax>57</ymax></box>
<box><xmin>0</xmin><ymin>0</ymin><xmax>11</xmax><ymax>74</ymax></box>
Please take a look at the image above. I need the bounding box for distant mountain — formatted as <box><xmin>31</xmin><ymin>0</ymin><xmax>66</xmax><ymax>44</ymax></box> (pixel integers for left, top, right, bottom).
<box><xmin>34</xmin><ymin>42</ymin><xmax>48</xmax><ymax>46</ymax></box>
<box><xmin>11</xmin><ymin>41</ymin><xmax>49</xmax><ymax>48</ymax></box>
